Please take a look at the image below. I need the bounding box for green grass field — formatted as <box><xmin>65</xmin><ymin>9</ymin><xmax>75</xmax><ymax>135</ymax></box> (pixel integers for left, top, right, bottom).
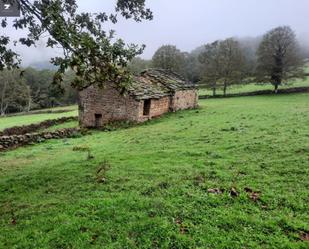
<box><xmin>38</xmin><ymin>120</ymin><xmax>79</xmax><ymax>132</ymax></box>
<box><xmin>199</xmin><ymin>76</ymin><xmax>309</xmax><ymax>96</ymax></box>
<box><xmin>0</xmin><ymin>94</ymin><xmax>309</xmax><ymax>248</ymax></box>
<box><xmin>0</xmin><ymin>106</ymin><xmax>78</xmax><ymax>131</ymax></box>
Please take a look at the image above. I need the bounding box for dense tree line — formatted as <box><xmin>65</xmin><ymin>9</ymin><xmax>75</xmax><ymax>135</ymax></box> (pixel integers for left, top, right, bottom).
<box><xmin>1</xmin><ymin>25</ymin><xmax>306</xmax><ymax>115</ymax></box>
<box><xmin>0</xmin><ymin>1</ymin><xmax>307</xmax><ymax>115</ymax></box>
<box><xmin>0</xmin><ymin>68</ymin><xmax>77</xmax><ymax>115</ymax></box>
<box><xmin>0</xmin><ymin>0</ymin><xmax>153</xmax><ymax>115</ymax></box>
<box><xmin>0</xmin><ymin>0</ymin><xmax>152</xmax><ymax>91</ymax></box>
<box><xmin>0</xmin><ymin>70</ymin><xmax>30</xmax><ymax>115</ymax></box>
<box><xmin>128</xmin><ymin>26</ymin><xmax>306</xmax><ymax>96</ymax></box>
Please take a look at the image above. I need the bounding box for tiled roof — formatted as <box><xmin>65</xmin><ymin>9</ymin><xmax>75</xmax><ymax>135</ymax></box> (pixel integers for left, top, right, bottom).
<box><xmin>127</xmin><ymin>69</ymin><xmax>196</xmax><ymax>100</ymax></box>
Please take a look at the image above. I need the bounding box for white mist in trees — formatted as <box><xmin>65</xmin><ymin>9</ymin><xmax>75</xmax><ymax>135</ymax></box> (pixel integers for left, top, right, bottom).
<box><xmin>237</xmin><ymin>36</ymin><xmax>262</xmax><ymax>77</ymax></box>
<box><xmin>219</xmin><ymin>38</ymin><xmax>246</xmax><ymax>95</ymax></box>
<box><xmin>198</xmin><ymin>41</ymin><xmax>221</xmax><ymax>96</ymax></box>
<box><xmin>152</xmin><ymin>45</ymin><xmax>186</xmax><ymax>76</ymax></box>
<box><xmin>152</xmin><ymin>45</ymin><xmax>205</xmax><ymax>82</ymax></box>
<box><xmin>256</xmin><ymin>26</ymin><xmax>305</xmax><ymax>93</ymax></box>
<box><xmin>127</xmin><ymin>57</ymin><xmax>151</xmax><ymax>75</ymax></box>
<box><xmin>0</xmin><ymin>0</ymin><xmax>152</xmax><ymax>90</ymax></box>
<box><xmin>199</xmin><ymin>38</ymin><xmax>246</xmax><ymax>96</ymax></box>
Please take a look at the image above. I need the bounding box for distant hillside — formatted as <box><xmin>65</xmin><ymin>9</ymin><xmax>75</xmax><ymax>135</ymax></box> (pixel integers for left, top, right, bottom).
<box><xmin>28</xmin><ymin>61</ymin><xmax>58</xmax><ymax>70</ymax></box>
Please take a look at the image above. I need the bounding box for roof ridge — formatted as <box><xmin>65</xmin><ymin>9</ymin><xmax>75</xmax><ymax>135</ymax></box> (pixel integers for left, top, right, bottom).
<box><xmin>141</xmin><ymin>68</ymin><xmax>185</xmax><ymax>79</ymax></box>
<box><xmin>127</xmin><ymin>69</ymin><xmax>196</xmax><ymax>100</ymax></box>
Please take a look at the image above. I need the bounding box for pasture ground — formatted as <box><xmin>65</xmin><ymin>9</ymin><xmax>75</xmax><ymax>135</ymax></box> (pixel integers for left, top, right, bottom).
<box><xmin>199</xmin><ymin>74</ymin><xmax>309</xmax><ymax>96</ymax></box>
<box><xmin>0</xmin><ymin>94</ymin><xmax>308</xmax><ymax>248</ymax></box>
<box><xmin>0</xmin><ymin>106</ymin><xmax>78</xmax><ymax>131</ymax></box>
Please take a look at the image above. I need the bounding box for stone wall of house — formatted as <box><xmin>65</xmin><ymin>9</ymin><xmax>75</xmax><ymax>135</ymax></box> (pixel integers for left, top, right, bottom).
<box><xmin>137</xmin><ymin>97</ymin><xmax>170</xmax><ymax>122</ymax></box>
<box><xmin>79</xmin><ymin>85</ymin><xmax>198</xmax><ymax>127</ymax></box>
<box><xmin>171</xmin><ymin>90</ymin><xmax>198</xmax><ymax>111</ymax></box>
<box><xmin>79</xmin><ymin>85</ymin><xmax>140</xmax><ymax>127</ymax></box>
<box><xmin>148</xmin><ymin>97</ymin><xmax>170</xmax><ymax>118</ymax></box>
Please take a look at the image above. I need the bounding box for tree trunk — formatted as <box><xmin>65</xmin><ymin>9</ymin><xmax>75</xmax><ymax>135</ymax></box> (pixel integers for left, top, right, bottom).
<box><xmin>274</xmin><ymin>84</ymin><xmax>279</xmax><ymax>94</ymax></box>
<box><xmin>212</xmin><ymin>87</ymin><xmax>216</xmax><ymax>96</ymax></box>
<box><xmin>27</xmin><ymin>96</ymin><xmax>31</xmax><ymax>112</ymax></box>
<box><xmin>223</xmin><ymin>83</ymin><xmax>227</xmax><ymax>96</ymax></box>
<box><xmin>0</xmin><ymin>78</ymin><xmax>7</xmax><ymax>115</ymax></box>
<box><xmin>0</xmin><ymin>103</ymin><xmax>8</xmax><ymax>116</ymax></box>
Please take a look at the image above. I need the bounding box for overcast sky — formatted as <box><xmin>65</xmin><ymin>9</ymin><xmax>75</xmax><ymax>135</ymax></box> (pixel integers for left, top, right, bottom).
<box><xmin>2</xmin><ymin>0</ymin><xmax>309</xmax><ymax>66</ymax></box>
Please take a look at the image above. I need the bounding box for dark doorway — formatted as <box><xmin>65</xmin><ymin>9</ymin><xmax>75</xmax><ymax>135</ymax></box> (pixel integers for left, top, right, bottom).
<box><xmin>95</xmin><ymin>113</ymin><xmax>102</xmax><ymax>127</ymax></box>
<box><xmin>143</xmin><ymin>99</ymin><xmax>151</xmax><ymax>116</ymax></box>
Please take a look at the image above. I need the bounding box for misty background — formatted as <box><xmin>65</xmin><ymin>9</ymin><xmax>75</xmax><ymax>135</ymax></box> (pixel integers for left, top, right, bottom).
<box><xmin>2</xmin><ymin>0</ymin><xmax>309</xmax><ymax>68</ymax></box>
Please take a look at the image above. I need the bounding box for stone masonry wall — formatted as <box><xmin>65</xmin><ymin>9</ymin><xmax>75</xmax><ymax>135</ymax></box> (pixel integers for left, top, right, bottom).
<box><xmin>79</xmin><ymin>86</ymin><xmax>198</xmax><ymax>127</ymax></box>
<box><xmin>79</xmin><ymin>85</ymin><xmax>140</xmax><ymax>127</ymax></box>
<box><xmin>136</xmin><ymin>97</ymin><xmax>170</xmax><ymax>122</ymax></box>
<box><xmin>0</xmin><ymin>128</ymin><xmax>80</xmax><ymax>151</ymax></box>
<box><xmin>171</xmin><ymin>90</ymin><xmax>198</xmax><ymax>111</ymax></box>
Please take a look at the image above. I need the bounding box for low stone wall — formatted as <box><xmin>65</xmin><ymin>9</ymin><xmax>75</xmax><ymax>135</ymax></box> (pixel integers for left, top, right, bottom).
<box><xmin>199</xmin><ymin>86</ymin><xmax>309</xmax><ymax>99</ymax></box>
<box><xmin>2</xmin><ymin>108</ymin><xmax>75</xmax><ymax>118</ymax></box>
<box><xmin>0</xmin><ymin>116</ymin><xmax>78</xmax><ymax>136</ymax></box>
<box><xmin>0</xmin><ymin>128</ymin><xmax>80</xmax><ymax>151</ymax></box>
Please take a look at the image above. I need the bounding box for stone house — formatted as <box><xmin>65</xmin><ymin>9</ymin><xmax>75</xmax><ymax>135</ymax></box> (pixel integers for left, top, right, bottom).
<box><xmin>78</xmin><ymin>69</ymin><xmax>198</xmax><ymax>128</ymax></box>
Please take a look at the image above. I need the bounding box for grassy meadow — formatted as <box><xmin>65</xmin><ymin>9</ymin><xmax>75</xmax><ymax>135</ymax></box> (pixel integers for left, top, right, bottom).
<box><xmin>0</xmin><ymin>106</ymin><xmax>78</xmax><ymax>131</ymax></box>
<box><xmin>199</xmin><ymin>70</ymin><xmax>309</xmax><ymax>96</ymax></box>
<box><xmin>0</xmin><ymin>94</ymin><xmax>309</xmax><ymax>248</ymax></box>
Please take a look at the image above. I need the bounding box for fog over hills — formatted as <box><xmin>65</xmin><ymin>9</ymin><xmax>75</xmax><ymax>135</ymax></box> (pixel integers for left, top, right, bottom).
<box><xmin>5</xmin><ymin>0</ymin><xmax>308</xmax><ymax>67</ymax></box>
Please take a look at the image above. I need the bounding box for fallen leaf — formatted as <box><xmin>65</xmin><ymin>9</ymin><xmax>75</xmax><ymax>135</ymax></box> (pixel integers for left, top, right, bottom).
<box><xmin>175</xmin><ymin>218</ymin><xmax>188</xmax><ymax>234</ymax></box>
<box><xmin>230</xmin><ymin>187</ymin><xmax>239</xmax><ymax>197</ymax></box>
<box><xmin>244</xmin><ymin>187</ymin><xmax>261</xmax><ymax>202</ymax></box>
<box><xmin>300</xmin><ymin>232</ymin><xmax>309</xmax><ymax>241</ymax></box>
<box><xmin>249</xmin><ymin>192</ymin><xmax>260</xmax><ymax>202</ymax></box>
<box><xmin>175</xmin><ymin>218</ymin><xmax>182</xmax><ymax>225</ymax></box>
<box><xmin>11</xmin><ymin>218</ymin><xmax>16</xmax><ymax>225</ymax></box>
<box><xmin>91</xmin><ymin>234</ymin><xmax>99</xmax><ymax>244</ymax></box>
<box><xmin>180</xmin><ymin>225</ymin><xmax>188</xmax><ymax>234</ymax></box>
<box><xmin>96</xmin><ymin>177</ymin><xmax>106</xmax><ymax>183</ymax></box>
<box><xmin>249</xmin><ymin>192</ymin><xmax>260</xmax><ymax>201</ymax></box>
<box><xmin>244</xmin><ymin>187</ymin><xmax>253</xmax><ymax>193</ymax></box>
<box><xmin>207</xmin><ymin>188</ymin><xmax>223</xmax><ymax>194</ymax></box>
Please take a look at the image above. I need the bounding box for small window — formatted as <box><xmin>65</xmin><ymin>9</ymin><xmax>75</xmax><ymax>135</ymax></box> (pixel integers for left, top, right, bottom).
<box><xmin>95</xmin><ymin>113</ymin><xmax>102</xmax><ymax>127</ymax></box>
<box><xmin>143</xmin><ymin>99</ymin><xmax>151</xmax><ymax>116</ymax></box>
